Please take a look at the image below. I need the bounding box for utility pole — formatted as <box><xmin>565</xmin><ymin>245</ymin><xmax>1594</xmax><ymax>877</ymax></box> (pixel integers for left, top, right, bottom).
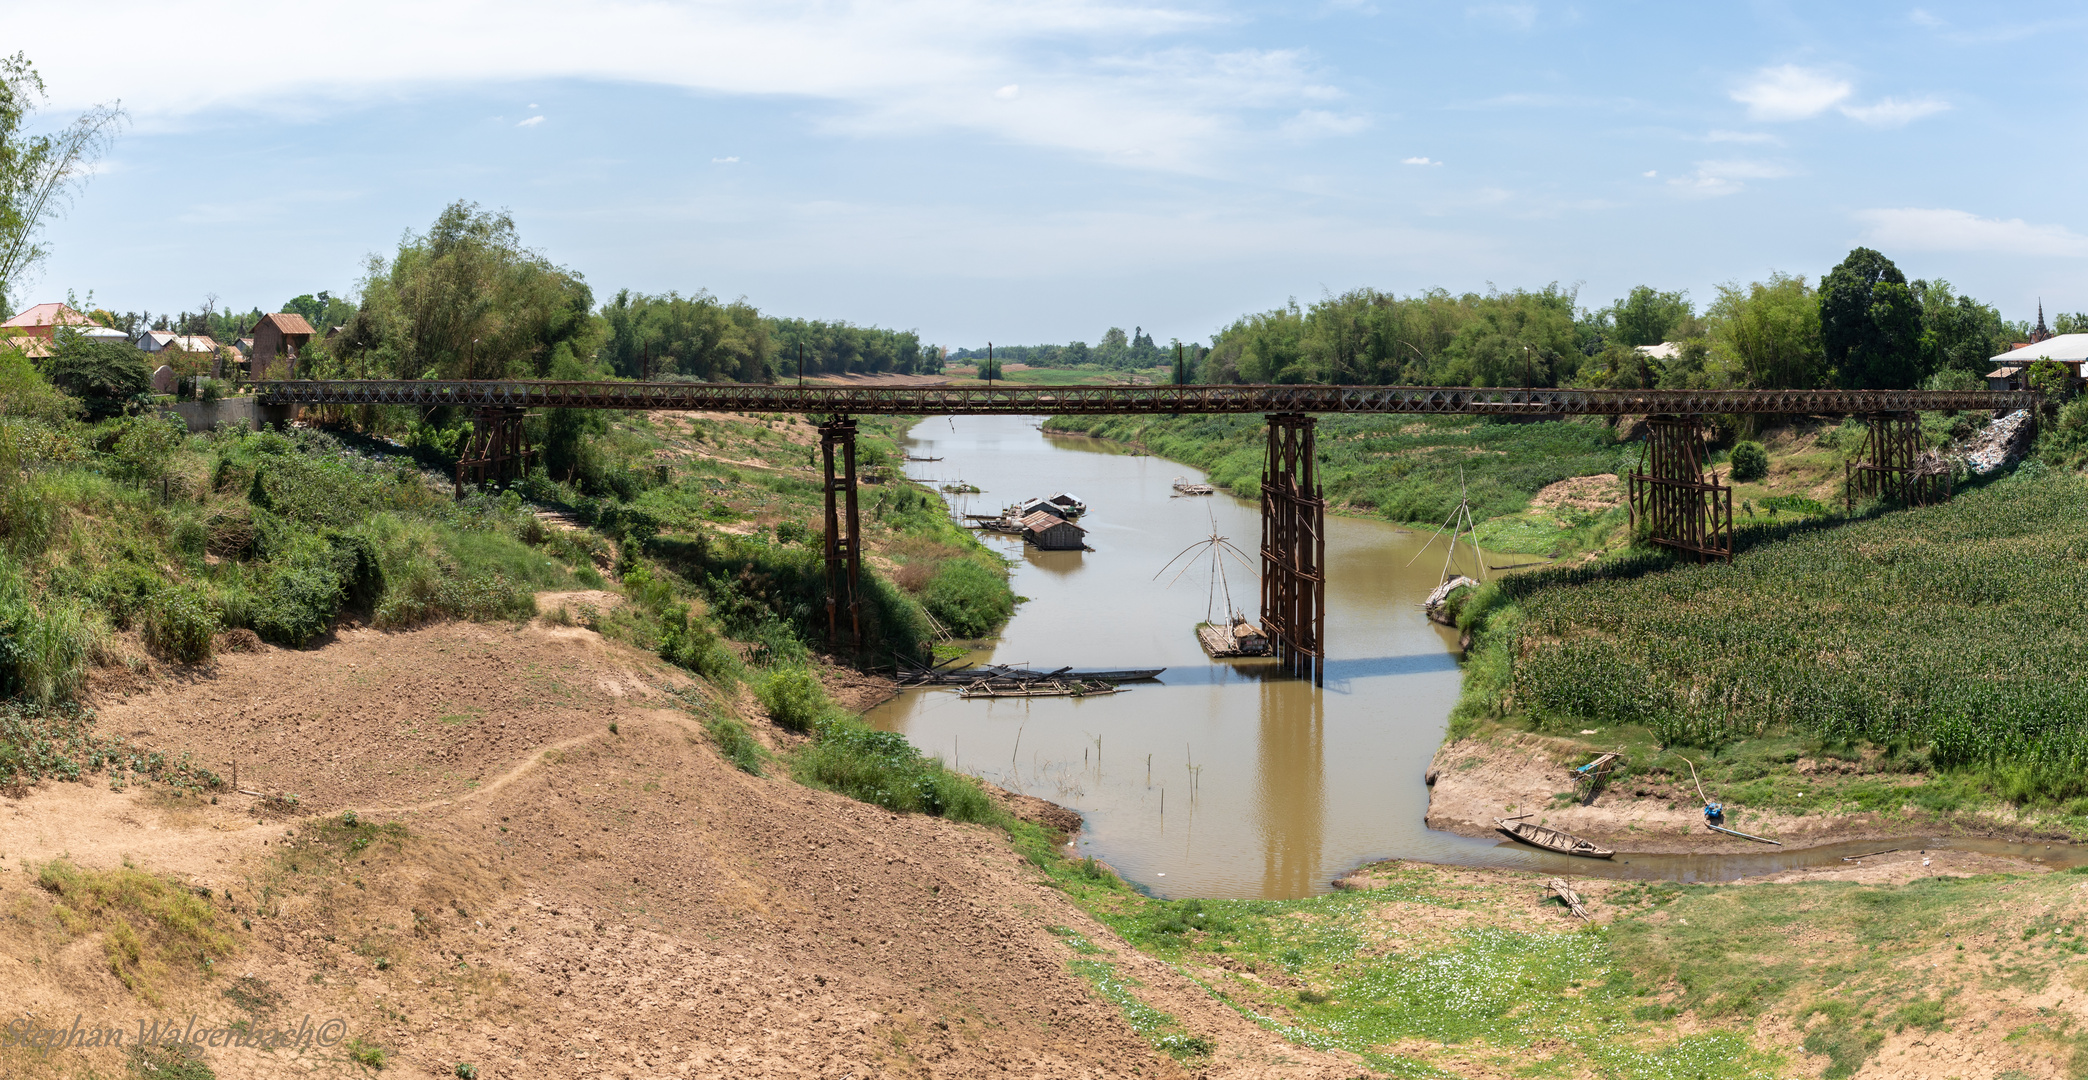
<box><xmin>987</xmin><ymin>342</ymin><xmax>994</xmax><ymax>386</ymax></box>
<box><xmin>797</xmin><ymin>341</ymin><xmax>804</xmax><ymax>388</ymax></box>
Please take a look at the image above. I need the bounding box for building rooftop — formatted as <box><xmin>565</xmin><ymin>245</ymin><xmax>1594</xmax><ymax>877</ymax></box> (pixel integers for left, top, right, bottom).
<box><xmin>2</xmin><ymin>302</ymin><xmax>87</xmax><ymax>329</ymax></box>
<box><xmin>1991</xmin><ymin>333</ymin><xmax>2088</xmax><ymax>364</ymax></box>
<box><xmin>1020</xmin><ymin>510</ymin><xmax>1084</xmax><ymax>533</ymax></box>
<box><xmin>256</xmin><ymin>312</ymin><xmax>317</xmax><ymax>336</ymax></box>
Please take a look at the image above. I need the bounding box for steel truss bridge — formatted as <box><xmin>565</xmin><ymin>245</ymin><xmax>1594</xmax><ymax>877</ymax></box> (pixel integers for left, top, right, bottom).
<box><xmin>258</xmin><ymin>379</ymin><xmax>2031</xmax><ymax>418</ymax></box>
<box><xmin>261</xmin><ymin>380</ymin><xmax>2041</xmax><ymax>685</ymax></box>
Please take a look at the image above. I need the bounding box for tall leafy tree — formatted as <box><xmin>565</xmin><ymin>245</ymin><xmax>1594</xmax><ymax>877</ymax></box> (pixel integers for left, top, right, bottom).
<box><xmin>1705</xmin><ymin>273</ymin><xmax>1826</xmax><ymax>389</ymax></box>
<box><xmin>0</xmin><ymin>53</ymin><xmax>124</xmax><ymax>312</ymax></box>
<box><xmin>1603</xmin><ymin>286</ymin><xmax>1694</xmax><ymax>348</ymax></box>
<box><xmin>1820</xmin><ymin>247</ymin><xmax>1925</xmax><ymax>389</ymax></box>
<box><xmin>331</xmin><ymin>201</ymin><xmax>598</xmax><ymax>381</ymax></box>
<box><xmin>603</xmin><ymin>290</ymin><xmax>770</xmax><ymax>382</ymax></box>
<box><xmin>1912</xmin><ymin>278</ymin><xmax>2012</xmax><ymax>378</ymax></box>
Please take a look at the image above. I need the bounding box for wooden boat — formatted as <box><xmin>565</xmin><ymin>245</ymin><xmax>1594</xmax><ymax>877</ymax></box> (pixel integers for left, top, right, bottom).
<box><xmin>1494</xmin><ymin>818</ymin><xmax>1614</xmax><ymax>859</ymax></box>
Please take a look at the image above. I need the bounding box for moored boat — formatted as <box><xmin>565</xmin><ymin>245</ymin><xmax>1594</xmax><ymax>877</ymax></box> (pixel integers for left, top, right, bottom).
<box><xmin>1494</xmin><ymin>818</ymin><xmax>1615</xmax><ymax>859</ymax></box>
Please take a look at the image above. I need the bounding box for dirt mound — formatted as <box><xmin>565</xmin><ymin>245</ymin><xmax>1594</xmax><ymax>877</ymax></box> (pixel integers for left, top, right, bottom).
<box><xmin>2</xmin><ymin>620</ymin><xmax>1361</xmax><ymax>1078</ymax></box>
<box><xmin>1530</xmin><ymin>473</ymin><xmax>1623</xmax><ymax>512</ymax></box>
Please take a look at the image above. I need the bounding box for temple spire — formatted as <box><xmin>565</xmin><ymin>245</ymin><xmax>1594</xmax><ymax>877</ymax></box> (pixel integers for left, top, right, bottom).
<box><xmin>2033</xmin><ymin>299</ymin><xmax>2051</xmax><ymax>343</ymax></box>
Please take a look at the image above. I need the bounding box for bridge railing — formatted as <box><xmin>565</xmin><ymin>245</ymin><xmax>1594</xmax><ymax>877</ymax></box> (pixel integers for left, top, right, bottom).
<box><xmin>254</xmin><ymin>380</ymin><xmax>2042</xmax><ymax>417</ymax></box>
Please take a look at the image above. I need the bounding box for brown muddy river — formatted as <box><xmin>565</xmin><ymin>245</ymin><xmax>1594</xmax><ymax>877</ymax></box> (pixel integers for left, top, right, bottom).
<box><xmin>870</xmin><ymin>415</ymin><xmax>2082</xmax><ymax>898</ymax></box>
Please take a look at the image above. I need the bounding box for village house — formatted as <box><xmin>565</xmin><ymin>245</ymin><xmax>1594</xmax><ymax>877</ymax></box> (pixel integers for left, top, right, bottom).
<box><xmin>2</xmin><ymin>302</ymin><xmax>90</xmax><ymax>338</ymax></box>
<box><xmin>249</xmin><ymin>312</ymin><xmax>315</xmax><ymax>380</ymax></box>
<box><xmin>1020</xmin><ymin>510</ymin><xmax>1087</xmax><ymax>551</ymax></box>
<box><xmin>1986</xmin><ymin>333</ymin><xmax>2088</xmax><ymax>393</ymax></box>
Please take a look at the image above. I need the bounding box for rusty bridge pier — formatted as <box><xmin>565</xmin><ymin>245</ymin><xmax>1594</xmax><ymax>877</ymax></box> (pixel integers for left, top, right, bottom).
<box><xmin>1846</xmin><ymin>412</ymin><xmax>1948</xmax><ymax>512</ymax></box>
<box><xmin>1260</xmin><ymin>413</ymin><xmax>1326</xmax><ymax>685</ymax></box>
<box><xmin>819</xmin><ymin>417</ymin><xmax>863</xmax><ymax>652</ymax></box>
<box><xmin>1628</xmin><ymin>415</ymin><xmax>1732</xmax><ymax>562</ymax></box>
<box><xmin>454</xmin><ymin>406</ymin><xmax>531</xmax><ymax>499</ymax></box>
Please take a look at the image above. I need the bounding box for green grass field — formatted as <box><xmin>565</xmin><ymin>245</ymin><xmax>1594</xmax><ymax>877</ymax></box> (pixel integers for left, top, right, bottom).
<box><xmin>1466</xmin><ymin>468</ymin><xmax>2088</xmax><ymax>805</ymax></box>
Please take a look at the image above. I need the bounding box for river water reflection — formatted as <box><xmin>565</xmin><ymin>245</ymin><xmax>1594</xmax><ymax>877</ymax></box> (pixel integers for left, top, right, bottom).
<box><xmin>866</xmin><ymin>415</ymin><xmax>2083</xmax><ymax>898</ymax></box>
<box><xmin>868</xmin><ymin>414</ymin><xmax>1491</xmax><ymax>899</ymax></box>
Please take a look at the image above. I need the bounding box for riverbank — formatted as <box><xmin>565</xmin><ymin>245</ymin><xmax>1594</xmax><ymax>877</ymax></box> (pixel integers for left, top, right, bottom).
<box><xmin>1424</xmin><ymin>732</ymin><xmax>2081</xmax><ymax>855</ymax></box>
<box><xmin>1439</xmin><ymin>465</ymin><xmax>2088</xmax><ymax>862</ymax></box>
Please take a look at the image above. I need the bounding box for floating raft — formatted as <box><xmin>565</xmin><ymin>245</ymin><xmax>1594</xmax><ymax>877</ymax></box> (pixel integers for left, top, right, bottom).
<box><xmin>1196</xmin><ymin>618</ymin><xmax>1271</xmax><ymax>658</ymax></box>
<box><xmin>1172</xmin><ymin>476</ymin><xmax>1216</xmax><ymax>496</ymax></box>
<box><xmin>899</xmin><ymin>664</ymin><xmax>1164</xmax><ymax>688</ymax></box>
<box><xmin>1495</xmin><ymin>817</ymin><xmax>1615</xmax><ymax>859</ymax></box>
<box><xmin>960</xmin><ymin>678</ymin><xmax>1125</xmax><ymax>700</ymax></box>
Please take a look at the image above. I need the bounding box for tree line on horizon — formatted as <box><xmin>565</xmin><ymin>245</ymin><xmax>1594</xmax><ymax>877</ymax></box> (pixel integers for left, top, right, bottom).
<box><xmin>1183</xmin><ymin>251</ymin><xmax>2078</xmax><ymax>393</ymax></box>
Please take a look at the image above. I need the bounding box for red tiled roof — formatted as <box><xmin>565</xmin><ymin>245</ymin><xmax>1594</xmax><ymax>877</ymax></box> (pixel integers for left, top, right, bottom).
<box><xmin>257</xmin><ymin>312</ymin><xmax>317</xmax><ymax>335</ymax></box>
<box><xmin>2</xmin><ymin>303</ymin><xmax>87</xmax><ymax>329</ymax></box>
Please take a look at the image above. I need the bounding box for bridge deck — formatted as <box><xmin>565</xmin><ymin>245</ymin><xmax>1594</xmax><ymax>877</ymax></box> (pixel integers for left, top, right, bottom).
<box><xmin>256</xmin><ymin>380</ymin><xmax>2039</xmax><ymax>417</ymax></box>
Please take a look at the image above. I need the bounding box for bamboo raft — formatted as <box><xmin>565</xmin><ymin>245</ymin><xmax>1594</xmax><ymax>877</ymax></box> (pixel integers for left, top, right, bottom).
<box><xmin>1171</xmin><ymin>476</ymin><xmax>1216</xmax><ymax>496</ymax></box>
<box><xmin>1196</xmin><ymin>618</ymin><xmax>1271</xmax><ymax>657</ymax></box>
<box><xmin>960</xmin><ymin>678</ymin><xmax>1125</xmax><ymax>700</ymax></box>
<box><xmin>898</xmin><ymin>663</ymin><xmax>1165</xmax><ymax>688</ymax></box>
<box><xmin>1494</xmin><ymin>818</ymin><xmax>1615</xmax><ymax>859</ymax></box>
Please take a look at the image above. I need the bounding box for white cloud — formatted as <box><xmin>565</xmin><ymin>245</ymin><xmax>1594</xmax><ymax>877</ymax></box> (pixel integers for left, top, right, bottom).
<box><xmin>1667</xmin><ymin>158</ymin><xmax>1792</xmax><ymax>197</ymax></box>
<box><xmin>994</xmin><ymin>84</ymin><xmax>1021</xmax><ymax>100</ymax></box>
<box><xmin>1838</xmin><ymin>96</ymin><xmax>1950</xmax><ymax>127</ymax></box>
<box><xmin>1402</xmin><ymin>156</ymin><xmax>1442</xmax><ymax>166</ymax></box>
<box><xmin>1641</xmin><ymin>169</ymin><xmax>1656</xmax><ymax>177</ymax></box>
<box><xmin>1856</xmin><ymin>208</ymin><xmax>2088</xmax><ymax>257</ymax></box>
<box><xmin>23</xmin><ymin>0</ymin><xmax>1344</xmax><ymax>173</ymax></box>
<box><xmin>1282</xmin><ymin>109</ymin><xmax>1369</xmax><ymax>137</ymax></box>
<box><xmin>712</xmin><ymin>156</ymin><xmax>740</xmax><ymax>164</ymax></box>
<box><xmin>516</xmin><ymin>115</ymin><xmax>544</xmax><ymax>127</ymax></box>
<box><xmin>1731</xmin><ymin>65</ymin><xmax>1850</xmax><ymax>121</ymax></box>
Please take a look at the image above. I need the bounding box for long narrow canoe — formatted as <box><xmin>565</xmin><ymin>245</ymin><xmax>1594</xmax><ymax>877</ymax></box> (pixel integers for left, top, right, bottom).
<box><xmin>1495</xmin><ymin>818</ymin><xmax>1615</xmax><ymax>859</ymax></box>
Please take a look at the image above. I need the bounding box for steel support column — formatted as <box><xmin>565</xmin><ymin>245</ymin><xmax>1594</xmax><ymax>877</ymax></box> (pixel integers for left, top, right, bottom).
<box><xmin>1845</xmin><ymin>412</ymin><xmax>1947</xmax><ymax>511</ymax></box>
<box><xmin>1628</xmin><ymin>415</ymin><xmax>1731</xmax><ymax>562</ymax></box>
<box><xmin>1260</xmin><ymin>413</ymin><xmax>1326</xmax><ymax>685</ymax></box>
<box><xmin>819</xmin><ymin>417</ymin><xmax>863</xmax><ymax>652</ymax></box>
<box><xmin>454</xmin><ymin>406</ymin><xmax>530</xmax><ymax>499</ymax></box>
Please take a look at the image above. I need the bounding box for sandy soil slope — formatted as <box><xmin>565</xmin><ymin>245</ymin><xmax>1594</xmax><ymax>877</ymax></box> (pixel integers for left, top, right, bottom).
<box><xmin>0</xmin><ymin>614</ymin><xmax>1364</xmax><ymax>1079</ymax></box>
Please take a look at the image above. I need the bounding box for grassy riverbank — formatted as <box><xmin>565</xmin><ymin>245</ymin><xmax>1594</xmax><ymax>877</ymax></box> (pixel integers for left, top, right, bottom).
<box><xmin>1020</xmin><ymin>831</ymin><xmax>2080</xmax><ymax>1079</ymax></box>
<box><xmin>1441</xmin><ymin>465</ymin><xmax>2088</xmax><ymax>847</ymax></box>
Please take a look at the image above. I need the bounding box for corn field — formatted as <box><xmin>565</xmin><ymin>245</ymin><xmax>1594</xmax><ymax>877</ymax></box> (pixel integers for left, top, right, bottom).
<box><xmin>1509</xmin><ymin>471</ymin><xmax>2088</xmax><ymax>772</ymax></box>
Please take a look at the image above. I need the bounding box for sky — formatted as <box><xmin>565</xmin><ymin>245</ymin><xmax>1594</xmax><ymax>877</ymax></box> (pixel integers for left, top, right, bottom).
<box><xmin>12</xmin><ymin>0</ymin><xmax>2088</xmax><ymax>348</ymax></box>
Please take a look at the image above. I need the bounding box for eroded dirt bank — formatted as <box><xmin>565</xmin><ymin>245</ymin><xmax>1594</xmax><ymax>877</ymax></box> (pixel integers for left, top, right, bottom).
<box><xmin>1426</xmin><ymin>732</ymin><xmax>2068</xmax><ymax>855</ymax></box>
<box><xmin>0</xmin><ymin>616</ymin><xmax>1361</xmax><ymax>1079</ymax></box>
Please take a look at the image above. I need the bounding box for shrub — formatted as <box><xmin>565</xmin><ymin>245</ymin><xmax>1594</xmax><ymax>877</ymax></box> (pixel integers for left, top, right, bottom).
<box><xmin>757</xmin><ymin>666</ymin><xmax>828</xmax><ymax>733</ymax></box>
<box><xmin>793</xmin><ymin>718</ymin><xmax>1002</xmax><ymax>824</ymax></box>
<box><xmin>921</xmin><ymin>558</ymin><xmax>1015</xmax><ymax>638</ymax></box>
<box><xmin>44</xmin><ymin>334</ymin><xmax>149</xmax><ymax>419</ymax></box>
<box><xmin>0</xmin><ymin>569</ymin><xmax>97</xmax><ymax>703</ymax></box>
<box><xmin>143</xmin><ymin>585</ymin><xmax>219</xmax><ymax>663</ymax></box>
<box><xmin>1728</xmin><ymin>441</ymin><xmax>1768</xmax><ymax>482</ymax></box>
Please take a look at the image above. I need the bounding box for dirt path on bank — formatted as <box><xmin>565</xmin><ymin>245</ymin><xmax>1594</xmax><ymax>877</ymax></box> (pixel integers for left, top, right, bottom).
<box><xmin>1</xmin><ymin>619</ymin><xmax>1364</xmax><ymax>1080</ymax></box>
